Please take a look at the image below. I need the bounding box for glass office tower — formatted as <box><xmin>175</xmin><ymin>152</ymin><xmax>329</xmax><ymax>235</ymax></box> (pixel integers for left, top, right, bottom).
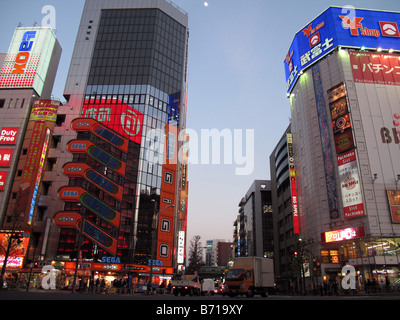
<box><xmin>51</xmin><ymin>0</ymin><xmax>188</xmax><ymax>276</ymax></box>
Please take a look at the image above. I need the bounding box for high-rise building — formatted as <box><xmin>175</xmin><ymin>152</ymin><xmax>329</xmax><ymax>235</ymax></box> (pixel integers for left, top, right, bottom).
<box><xmin>270</xmin><ymin>124</ymin><xmax>299</xmax><ymax>292</ymax></box>
<box><xmin>284</xmin><ymin>6</ymin><xmax>400</xmax><ymax>289</ymax></box>
<box><xmin>31</xmin><ymin>0</ymin><xmax>189</xmax><ymax>285</ymax></box>
<box><xmin>0</xmin><ymin>27</ymin><xmax>61</xmax><ymax>276</ymax></box>
<box><xmin>0</xmin><ymin>27</ymin><xmax>61</xmax><ymax>224</ymax></box>
<box><xmin>205</xmin><ymin>239</ymin><xmax>233</xmax><ymax>267</ymax></box>
<box><xmin>233</xmin><ymin>180</ymin><xmax>273</xmax><ymax>258</ymax></box>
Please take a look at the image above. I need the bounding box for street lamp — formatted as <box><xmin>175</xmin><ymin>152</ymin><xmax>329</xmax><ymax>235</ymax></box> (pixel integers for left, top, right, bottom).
<box><xmin>147</xmin><ymin>200</ymin><xmax>174</xmax><ymax>294</ymax></box>
<box><xmin>72</xmin><ymin>203</ymin><xmax>83</xmax><ymax>294</ymax></box>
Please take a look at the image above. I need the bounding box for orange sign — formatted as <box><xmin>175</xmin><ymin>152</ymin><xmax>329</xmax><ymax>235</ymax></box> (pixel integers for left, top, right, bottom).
<box><xmin>0</xmin><ymin>232</ymin><xmax>29</xmax><ymax>269</ymax></box>
<box><xmin>54</xmin><ymin>212</ymin><xmax>81</xmax><ymax>228</ymax></box>
<box><xmin>71</xmin><ymin>118</ymin><xmax>129</xmax><ymax>153</ymax></box>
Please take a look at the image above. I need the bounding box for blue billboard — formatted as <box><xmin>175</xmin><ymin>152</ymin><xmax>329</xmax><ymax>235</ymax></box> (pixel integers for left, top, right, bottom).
<box><xmin>284</xmin><ymin>6</ymin><xmax>400</xmax><ymax>94</ymax></box>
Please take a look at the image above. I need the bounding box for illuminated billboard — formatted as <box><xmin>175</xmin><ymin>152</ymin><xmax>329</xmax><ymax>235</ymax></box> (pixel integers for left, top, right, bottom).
<box><xmin>350</xmin><ymin>51</ymin><xmax>400</xmax><ymax>187</ymax></box>
<box><xmin>387</xmin><ymin>190</ymin><xmax>400</xmax><ymax>223</ymax></box>
<box><xmin>81</xmin><ymin>99</ymin><xmax>144</xmax><ymax>145</ymax></box>
<box><xmin>0</xmin><ymin>149</ymin><xmax>13</xmax><ymax>167</ymax></box>
<box><xmin>0</xmin><ymin>128</ymin><xmax>19</xmax><ymax>145</ymax></box>
<box><xmin>285</xmin><ymin>7</ymin><xmax>400</xmax><ymax>93</ymax></box>
<box><xmin>337</xmin><ymin>150</ymin><xmax>365</xmax><ymax>219</ymax></box>
<box><xmin>287</xmin><ymin>133</ymin><xmax>300</xmax><ymax>234</ymax></box>
<box><xmin>0</xmin><ymin>27</ymin><xmax>57</xmax><ymax>96</ymax></box>
<box><xmin>321</xmin><ymin>226</ymin><xmax>365</xmax><ymax>243</ymax></box>
<box><xmin>157</xmin><ymin>124</ymin><xmax>178</xmax><ymax>266</ymax></box>
<box><xmin>29</xmin><ymin>99</ymin><xmax>59</xmax><ymax>122</ymax></box>
<box><xmin>0</xmin><ymin>232</ymin><xmax>29</xmax><ymax>269</ymax></box>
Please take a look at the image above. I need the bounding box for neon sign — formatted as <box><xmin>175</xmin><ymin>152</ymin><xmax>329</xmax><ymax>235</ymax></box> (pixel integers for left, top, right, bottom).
<box><xmin>322</xmin><ymin>226</ymin><xmax>365</xmax><ymax>243</ymax></box>
<box><xmin>28</xmin><ymin>128</ymin><xmax>51</xmax><ymax>225</ymax></box>
<box><xmin>285</xmin><ymin>7</ymin><xmax>400</xmax><ymax>93</ymax></box>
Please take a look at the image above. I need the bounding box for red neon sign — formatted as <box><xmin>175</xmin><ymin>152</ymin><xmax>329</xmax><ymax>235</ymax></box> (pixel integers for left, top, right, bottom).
<box><xmin>322</xmin><ymin>226</ymin><xmax>365</xmax><ymax>243</ymax></box>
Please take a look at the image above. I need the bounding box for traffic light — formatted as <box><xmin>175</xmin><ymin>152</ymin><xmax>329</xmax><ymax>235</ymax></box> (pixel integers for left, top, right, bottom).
<box><xmin>10</xmin><ymin>233</ymin><xmax>23</xmax><ymax>244</ymax></box>
<box><xmin>15</xmin><ymin>233</ymin><xmax>23</xmax><ymax>244</ymax></box>
<box><xmin>294</xmin><ymin>251</ymin><xmax>298</xmax><ymax>258</ymax></box>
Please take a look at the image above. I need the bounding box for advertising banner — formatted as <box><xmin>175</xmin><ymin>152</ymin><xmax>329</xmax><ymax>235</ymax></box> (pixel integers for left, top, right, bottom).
<box><xmin>81</xmin><ymin>99</ymin><xmax>143</xmax><ymax>145</ymax></box>
<box><xmin>29</xmin><ymin>99</ymin><xmax>59</xmax><ymax>122</ymax></box>
<box><xmin>78</xmin><ymin>219</ymin><xmax>117</xmax><ymax>256</ymax></box>
<box><xmin>287</xmin><ymin>133</ymin><xmax>300</xmax><ymax>234</ymax></box>
<box><xmin>350</xmin><ymin>51</ymin><xmax>400</xmax><ymax>187</ymax></box>
<box><xmin>157</xmin><ymin>124</ymin><xmax>178</xmax><ymax>266</ymax></box>
<box><xmin>285</xmin><ymin>7</ymin><xmax>400</xmax><ymax>93</ymax></box>
<box><xmin>0</xmin><ymin>28</ymin><xmax>57</xmax><ymax>96</ymax></box>
<box><xmin>0</xmin><ymin>128</ymin><xmax>19</xmax><ymax>145</ymax></box>
<box><xmin>0</xmin><ymin>149</ymin><xmax>13</xmax><ymax>167</ymax></box>
<box><xmin>387</xmin><ymin>190</ymin><xmax>400</xmax><ymax>223</ymax></box>
<box><xmin>313</xmin><ymin>65</ymin><xmax>339</xmax><ymax>219</ymax></box>
<box><xmin>0</xmin><ymin>171</ymin><xmax>7</xmax><ymax>191</ymax></box>
<box><xmin>54</xmin><ymin>212</ymin><xmax>82</xmax><ymax>228</ymax></box>
<box><xmin>349</xmin><ymin>51</ymin><xmax>400</xmax><ymax>86</ymax></box>
<box><xmin>337</xmin><ymin>150</ymin><xmax>365</xmax><ymax>219</ymax></box>
<box><xmin>27</xmin><ymin>128</ymin><xmax>50</xmax><ymax>225</ymax></box>
<box><xmin>72</xmin><ymin>118</ymin><xmax>129</xmax><ymax>153</ymax></box>
<box><xmin>321</xmin><ymin>226</ymin><xmax>365</xmax><ymax>243</ymax></box>
<box><xmin>0</xmin><ymin>232</ymin><xmax>29</xmax><ymax>269</ymax></box>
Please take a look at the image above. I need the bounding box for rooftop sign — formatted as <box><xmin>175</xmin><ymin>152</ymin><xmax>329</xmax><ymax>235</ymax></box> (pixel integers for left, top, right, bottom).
<box><xmin>284</xmin><ymin>7</ymin><xmax>400</xmax><ymax>94</ymax></box>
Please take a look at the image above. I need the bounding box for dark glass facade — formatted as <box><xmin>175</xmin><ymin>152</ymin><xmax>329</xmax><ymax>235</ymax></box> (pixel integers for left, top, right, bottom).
<box><xmin>87</xmin><ymin>9</ymin><xmax>186</xmax><ymax>94</ymax></box>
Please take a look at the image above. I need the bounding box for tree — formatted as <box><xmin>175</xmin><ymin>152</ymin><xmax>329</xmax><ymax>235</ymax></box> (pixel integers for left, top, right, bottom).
<box><xmin>186</xmin><ymin>235</ymin><xmax>203</xmax><ymax>274</ymax></box>
<box><xmin>290</xmin><ymin>238</ymin><xmax>312</xmax><ymax>295</ymax></box>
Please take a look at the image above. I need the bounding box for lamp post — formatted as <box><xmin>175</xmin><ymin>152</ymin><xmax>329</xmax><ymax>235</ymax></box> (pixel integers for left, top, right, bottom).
<box><xmin>72</xmin><ymin>203</ymin><xmax>83</xmax><ymax>294</ymax></box>
<box><xmin>147</xmin><ymin>200</ymin><xmax>174</xmax><ymax>294</ymax></box>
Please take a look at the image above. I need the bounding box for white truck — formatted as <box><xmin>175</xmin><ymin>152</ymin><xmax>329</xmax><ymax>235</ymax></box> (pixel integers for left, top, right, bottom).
<box><xmin>201</xmin><ymin>278</ymin><xmax>216</xmax><ymax>295</ymax></box>
<box><xmin>224</xmin><ymin>257</ymin><xmax>274</xmax><ymax>297</ymax></box>
<box><xmin>171</xmin><ymin>275</ymin><xmax>201</xmax><ymax>296</ymax></box>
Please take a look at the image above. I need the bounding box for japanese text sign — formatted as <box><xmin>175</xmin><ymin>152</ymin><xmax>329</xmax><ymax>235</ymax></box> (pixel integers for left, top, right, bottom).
<box><xmin>349</xmin><ymin>51</ymin><xmax>400</xmax><ymax>86</ymax></box>
<box><xmin>285</xmin><ymin>7</ymin><xmax>400</xmax><ymax>93</ymax></box>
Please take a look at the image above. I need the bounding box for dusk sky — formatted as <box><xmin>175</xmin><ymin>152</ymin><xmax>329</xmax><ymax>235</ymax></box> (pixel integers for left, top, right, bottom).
<box><xmin>1</xmin><ymin>0</ymin><xmax>399</xmax><ymax>248</ymax></box>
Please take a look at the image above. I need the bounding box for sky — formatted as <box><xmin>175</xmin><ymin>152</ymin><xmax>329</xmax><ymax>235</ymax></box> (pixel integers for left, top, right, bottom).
<box><xmin>1</xmin><ymin>0</ymin><xmax>399</xmax><ymax>249</ymax></box>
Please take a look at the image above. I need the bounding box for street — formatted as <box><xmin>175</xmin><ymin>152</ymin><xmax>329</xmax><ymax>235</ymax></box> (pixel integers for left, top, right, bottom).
<box><xmin>1</xmin><ymin>289</ymin><xmax>399</xmax><ymax>300</ymax></box>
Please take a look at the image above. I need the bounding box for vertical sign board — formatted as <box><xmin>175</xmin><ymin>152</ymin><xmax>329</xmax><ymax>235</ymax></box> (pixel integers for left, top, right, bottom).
<box><xmin>13</xmin><ymin>100</ymin><xmax>59</xmax><ymax>224</ymax></box>
<box><xmin>328</xmin><ymin>82</ymin><xmax>365</xmax><ymax>220</ymax></box>
<box><xmin>0</xmin><ymin>172</ymin><xmax>8</xmax><ymax>190</ymax></box>
<box><xmin>313</xmin><ymin>65</ymin><xmax>339</xmax><ymax>219</ymax></box>
<box><xmin>27</xmin><ymin>129</ymin><xmax>50</xmax><ymax>225</ymax></box>
<box><xmin>157</xmin><ymin>124</ymin><xmax>178</xmax><ymax>267</ymax></box>
<box><xmin>286</xmin><ymin>133</ymin><xmax>300</xmax><ymax>234</ymax></box>
<box><xmin>337</xmin><ymin>150</ymin><xmax>365</xmax><ymax>219</ymax></box>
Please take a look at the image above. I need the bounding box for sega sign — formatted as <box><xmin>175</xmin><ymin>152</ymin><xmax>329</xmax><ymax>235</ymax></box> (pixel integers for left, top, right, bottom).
<box><xmin>284</xmin><ymin>7</ymin><xmax>400</xmax><ymax>93</ymax></box>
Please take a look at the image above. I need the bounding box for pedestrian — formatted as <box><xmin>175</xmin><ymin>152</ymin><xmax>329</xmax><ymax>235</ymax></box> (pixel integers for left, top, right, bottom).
<box><xmin>372</xmin><ymin>278</ymin><xmax>377</xmax><ymax>293</ymax></box>
<box><xmin>385</xmin><ymin>276</ymin><xmax>390</xmax><ymax>292</ymax></box>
